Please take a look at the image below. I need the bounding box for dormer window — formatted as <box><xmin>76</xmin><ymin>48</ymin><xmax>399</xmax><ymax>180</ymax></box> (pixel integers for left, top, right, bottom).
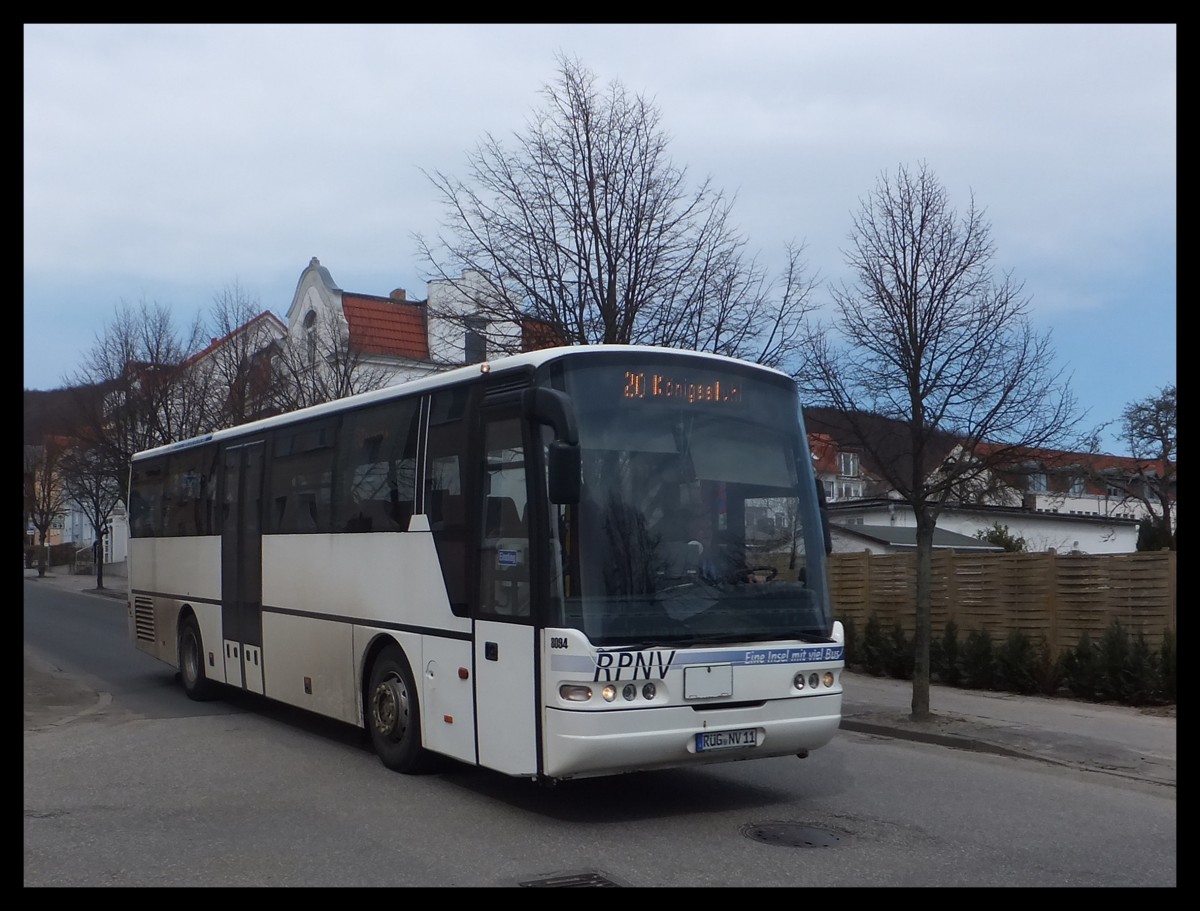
<box><xmin>839</xmin><ymin>451</ymin><xmax>859</xmax><ymax>478</ymax></box>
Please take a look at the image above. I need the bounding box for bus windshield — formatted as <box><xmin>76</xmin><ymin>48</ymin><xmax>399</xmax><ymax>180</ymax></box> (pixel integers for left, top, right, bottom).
<box><xmin>550</xmin><ymin>357</ymin><xmax>832</xmax><ymax>648</ymax></box>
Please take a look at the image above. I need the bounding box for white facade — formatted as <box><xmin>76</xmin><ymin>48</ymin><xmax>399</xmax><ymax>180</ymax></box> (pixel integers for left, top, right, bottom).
<box><xmin>828</xmin><ymin>499</ymin><xmax>1140</xmax><ymax>555</ymax></box>
<box><xmin>287</xmin><ymin>257</ymin><xmax>439</xmax><ymax>387</ymax></box>
<box><xmin>424</xmin><ymin>269</ymin><xmax>524</xmax><ymax>367</ymax></box>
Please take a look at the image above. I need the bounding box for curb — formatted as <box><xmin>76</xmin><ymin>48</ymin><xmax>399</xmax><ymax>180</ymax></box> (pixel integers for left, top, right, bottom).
<box><xmin>840</xmin><ymin>718</ymin><xmax>1029</xmax><ymax>760</ymax></box>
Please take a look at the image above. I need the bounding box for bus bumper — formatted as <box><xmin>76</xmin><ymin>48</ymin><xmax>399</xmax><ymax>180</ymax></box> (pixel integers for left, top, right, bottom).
<box><xmin>541</xmin><ymin>691</ymin><xmax>842</xmax><ymax>780</ymax></box>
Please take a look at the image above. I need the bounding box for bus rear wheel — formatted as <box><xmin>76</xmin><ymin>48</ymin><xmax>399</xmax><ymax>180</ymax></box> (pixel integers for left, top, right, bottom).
<box><xmin>178</xmin><ymin>615</ymin><xmax>218</xmax><ymax>701</ymax></box>
<box><xmin>367</xmin><ymin>645</ymin><xmax>437</xmax><ymax>774</ymax></box>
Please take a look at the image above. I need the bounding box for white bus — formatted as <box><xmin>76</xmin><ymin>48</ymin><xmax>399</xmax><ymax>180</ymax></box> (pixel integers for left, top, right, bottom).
<box><xmin>128</xmin><ymin>345</ymin><xmax>844</xmax><ymax>783</ymax></box>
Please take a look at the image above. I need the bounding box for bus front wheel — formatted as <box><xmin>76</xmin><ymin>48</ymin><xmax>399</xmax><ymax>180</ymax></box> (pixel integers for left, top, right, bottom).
<box><xmin>178</xmin><ymin>615</ymin><xmax>218</xmax><ymax>701</ymax></box>
<box><xmin>367</xmin><ymin>645</ymin><xmax>437</xmax><ymax>774</ymax></box>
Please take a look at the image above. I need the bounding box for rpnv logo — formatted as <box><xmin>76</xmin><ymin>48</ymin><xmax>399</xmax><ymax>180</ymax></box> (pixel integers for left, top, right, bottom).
<box><xmin>593</xmin><ymin>650</ymin><xmax>676</xmax><ymax>681</ymax></box>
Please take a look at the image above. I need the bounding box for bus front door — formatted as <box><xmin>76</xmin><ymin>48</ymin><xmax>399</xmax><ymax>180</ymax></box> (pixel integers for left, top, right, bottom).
<box><xmin>473</xmin><ymin>411</ymin><xmax>539</xmax><ymax>776</ymax></box>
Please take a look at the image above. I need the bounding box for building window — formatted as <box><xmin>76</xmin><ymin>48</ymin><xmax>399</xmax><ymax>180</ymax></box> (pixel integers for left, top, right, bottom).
<box><xmin>1106</xmin><ymin>483</ymin><xmax>1124</xmax><ymax>497</ymax></box>
<box><xmin>839</xmin><ymin>451</ymin><xmax>859</xmax><ymax>478</ymax></box>
<box><xmin>464</xmin><ymin>317</ymin><xmax>487</xmax><ymax>364</ymax></box>
<box><xmin>303</xmin><ymin>311</ymin><xmax>317</xmax><ymax>365</ymax></box>
<box><xmin>1028</xmin><ymin>472</ymin><xmax>1048</xmax><ymax>493</ymax></box>
<box><xmin>1068</xmin><ymin>477</ymin><xmax>1085</xmax><ymax>497</ymax></box>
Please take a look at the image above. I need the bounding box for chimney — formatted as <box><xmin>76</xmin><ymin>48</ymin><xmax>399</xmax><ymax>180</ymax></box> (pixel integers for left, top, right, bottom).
<box><xmin>390</xmin><ymin>289</ymin><xmax>407</xmax><ymax>301</ymax></box>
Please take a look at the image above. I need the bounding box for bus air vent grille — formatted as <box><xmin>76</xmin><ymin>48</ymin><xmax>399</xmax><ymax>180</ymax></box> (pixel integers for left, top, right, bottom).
<box><xmin>133</xmin><ymin>596</ymin><xmax>155</xmax><ymax>643</ymax></box>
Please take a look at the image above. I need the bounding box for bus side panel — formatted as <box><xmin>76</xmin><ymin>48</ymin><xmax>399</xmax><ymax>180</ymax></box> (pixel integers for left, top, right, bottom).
<box><xmin>261</xmin><ymin>532</ymin><xmax>466</xmax><ymax>629</ymax></box>
<box><xmin>259</xmin><ymin>531</ymin><xmax>472</xmax><ymax>732</ymax></box>
<box><xmin>129</xmin><ymin>536</ymin><xmax>224</xmax><ymax>678</ymax></box>
<box><xmin>418</xmin><ymin>635</ymin><xmax>476</xmax><ymax>764</ymax></box>
<box><xmin>261</xmin><ymin>613</ymin><xmax>355</xmax><ymax>721</ymax></box>
<box><xmin>474</xmin><ymin>619</ymin><xmax>538</xmax><ymax>775</ymax></box>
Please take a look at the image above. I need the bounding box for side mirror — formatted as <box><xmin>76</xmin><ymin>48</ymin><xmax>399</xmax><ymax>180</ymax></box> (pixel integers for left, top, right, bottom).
<box><xmin>524</xmin><ymin>387</ymin><xmax>581</xmax><ymax>504</ymax></box>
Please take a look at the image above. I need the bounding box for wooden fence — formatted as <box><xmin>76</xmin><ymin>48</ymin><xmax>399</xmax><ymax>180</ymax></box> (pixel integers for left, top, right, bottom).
<box><xmin>820</xmin><ymin>550</ymin><xmax>1176</xmax><ymax>653</ymax></box>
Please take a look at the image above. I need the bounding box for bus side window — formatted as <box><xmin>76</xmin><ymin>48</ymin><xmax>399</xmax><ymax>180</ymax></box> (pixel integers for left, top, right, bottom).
<box><xmin>130</xmin><ymin>460</ymin><xmax>166</xmax><ymax>538</ymax></box>
<box><xmin>333</xmin><ymin>399</ymin><xmax>419</xmax><ymax>533</ymax></box>
<box><xmin>269</xmin><ymin>422</ymin><xmax>336</xmax><ymax>534</ymax></box>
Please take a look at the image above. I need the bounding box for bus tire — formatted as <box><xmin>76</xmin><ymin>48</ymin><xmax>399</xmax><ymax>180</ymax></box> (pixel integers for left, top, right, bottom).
<box><xmin>178</xmin><ymin>614</ymin><xmax>219</xmax><ymax>701</ymax></box>
<box><xmin>367</xmin><ymin>644</ymin><xmax>437</xmax><ymax>774</ymax></box>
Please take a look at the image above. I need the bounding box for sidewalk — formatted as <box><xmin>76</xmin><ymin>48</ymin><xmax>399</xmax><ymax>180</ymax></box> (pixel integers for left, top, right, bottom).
<box><xmin>840</xmin><ymin>670</ymin><xmax>1175</xmax><ymax>787</ymax></box>
<box><xmin>24</xmin><ymin>565</ymin><xmax>126</xmax><ymax>599</ymax></box>
<box><xmin>24</xmin><ymin>567</ymin><xmax>1175</xmax><ymax>787</ymax></box>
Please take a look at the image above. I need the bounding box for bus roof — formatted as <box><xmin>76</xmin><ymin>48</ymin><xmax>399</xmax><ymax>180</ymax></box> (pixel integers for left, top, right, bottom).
<box><xmin>131</xmin><ymin>344</ymin><xmax>793</xmax><ymax>460</ymax></box>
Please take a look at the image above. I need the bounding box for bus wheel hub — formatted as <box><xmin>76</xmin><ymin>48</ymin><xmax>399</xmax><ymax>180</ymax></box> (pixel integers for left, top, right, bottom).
<box><xmin>372</xmin><ymin>680</ymin><xmax>408</xmax><ymax>738</ymax></box>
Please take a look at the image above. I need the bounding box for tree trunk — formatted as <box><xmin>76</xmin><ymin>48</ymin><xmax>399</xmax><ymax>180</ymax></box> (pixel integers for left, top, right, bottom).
<box><xmin>910</xmin><ymin>512</ymin><xmax>935</xmax><ymax>720</ymax></box>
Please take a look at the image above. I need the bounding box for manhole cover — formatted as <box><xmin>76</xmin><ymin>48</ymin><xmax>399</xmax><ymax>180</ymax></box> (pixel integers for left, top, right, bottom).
<box><xmin>519</xmin><ymin>871</ymin><xmax>623</xmax><ymax>887</ymax></box>
<box><xmin>741</xmin><ymin>821</ymin><xmax>843</xmax><ymax>848</ymax></box>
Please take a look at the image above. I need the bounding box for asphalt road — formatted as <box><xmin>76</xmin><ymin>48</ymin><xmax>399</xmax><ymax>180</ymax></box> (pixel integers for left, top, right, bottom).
<box><xmin>24</xmin><ymin>567</ymin><xmax>1176</xmax><ymax>788</ymax></box>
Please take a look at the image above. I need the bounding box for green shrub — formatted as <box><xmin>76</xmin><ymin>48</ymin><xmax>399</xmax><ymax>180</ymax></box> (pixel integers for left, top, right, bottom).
<box><xmin>1061</xmin><ymin>632</ymin><xmax>1100</xmax><ymax>701</ymax></box>
<box><xmin>995</xmin><ymin>629</ymin><xmax>1038</xmax><ymax>694</ymax></box>
<box><xmin>844</xmin><ymin>614</ymin><xmax>1175</xmax><ymax>709</ymax></box>
<box><xmin>886</xmin><ymin>622</ymin><xmax>914</xmax><ymax>679</ymax></box>
<box><xmin>1097</xmin><ymin>621</ymin><xmax>1133</xmax><ymax>703</ymax></box>
<box><xmin>961</xmin><ymin>628</ymin><xmax>997</xmax><ymax>690</ymax></box>
<box><xmin>1158</xmin><ymin>629</ymin><xmax>1176</xmax><ymax>702</ymax></box>
<box><xmin>1032</xmin><ymin>636</ymin><xmax>1062</xmax><ymax>696</ymax></box>
<box><xmin>841</xmin><ymin>615</ymin><xmax>857</xmax><ymax>666</ymax></box>
<box><xmin>859</xmin><ymin>614</ymin><xmax>888</xmax><ymax>676</ymax></box>
<box><xmin>1124</xmin><ymin>631</ymin><xmax>1161</xmax><ymax>706</ymax></box>
<box><xmin>932</xmin><ymin>619</ymin><xmax>962</xmax><ymax>686</ymax></box>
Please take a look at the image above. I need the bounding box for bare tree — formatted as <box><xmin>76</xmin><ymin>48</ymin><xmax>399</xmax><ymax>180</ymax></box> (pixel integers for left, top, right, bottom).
<box><xmin>27</xmin><ymin>435</ymin><xmax>68</xmax><ymax>577</ymax></box>
<box><xmin>200</xmin><ymin>281</ymin><xmax>286</xmax><ymax>426</ymax></box>
<box><xmin>65</xmin><ymin>299</ymin><xmax>210</xmax><ymax>499</ymax></box>
<box><xmin>267</xmin><ymin>306</ymin><xmax>393</xmax><ymax>412</ymax></box>
<box><xmin>59</xmin><ymin>440</ymin><xmax>123</xmax><ymax>591</ymax></box>
<box><xmin>415</xmin><ymin>54</ymin><xmax>817</xmax><ymax>369</ymax></box>
<box><xmin>1109</xmin><ymin>383</ymin><xmax>1176</xmax><ymax>548</ymax></box>
<box><xmin>801</xmin><ymin>162</ymin><xmax>1078</xmax><ymax>720</ymax></box>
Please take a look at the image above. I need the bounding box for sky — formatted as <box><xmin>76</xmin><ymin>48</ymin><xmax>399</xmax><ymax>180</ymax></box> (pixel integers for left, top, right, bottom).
<box><xmin>23</xmin><ymin>23</ymin><xmax>1175</xmax><ymax>455</ymax></box>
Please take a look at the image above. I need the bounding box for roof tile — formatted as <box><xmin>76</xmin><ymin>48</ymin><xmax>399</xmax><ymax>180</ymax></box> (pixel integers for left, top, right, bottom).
<box><xmin>342</xmin><ymin>294</ymin><xmax>430</xmax><ymax>361</ymax></box>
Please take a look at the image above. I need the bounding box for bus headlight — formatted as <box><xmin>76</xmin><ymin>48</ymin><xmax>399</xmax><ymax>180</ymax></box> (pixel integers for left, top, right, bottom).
<box><xmin>823</xmin><ymin>671</ymin><xmax>836</xmax><ymax>688</ymax></box>
<box><xmin>642</xmin><ymin>682</ymin><xmax>656</xmax><ymax>700</ymax></box>
<box><xmin>602</xmin><ymin>684</ymin><xmax>617</xmax><ymax>702</ymax></box>
<box><xmin>623</xmin><ymin>684</ymin><xmax>637</xmax><ymax>701</ymax></box>
<box><xmin>809</xmin><ymin>673</ymin><xmax>820</xmax><ymax>690</ymax></box>
<box><xmin>560</xmin><ymin>684</ymin><xmax>592</xmax><ymax>702</ymax></box>
<box><xmin>793</xmin><ymin>672</ymin><xmax>806</xmax><ymax>690</ymax></box>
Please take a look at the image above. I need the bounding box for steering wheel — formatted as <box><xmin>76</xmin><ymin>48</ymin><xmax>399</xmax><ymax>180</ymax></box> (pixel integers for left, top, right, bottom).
<box><xmin>735</xmin><ymin>566</ymin><xmax>778</xmax><ymax>583</ymax></box>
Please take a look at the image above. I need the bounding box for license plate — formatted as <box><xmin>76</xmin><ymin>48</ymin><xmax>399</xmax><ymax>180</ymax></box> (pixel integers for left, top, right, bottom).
<box><xmin>696</xmin><ymin>728</ymin><xmax>758</xmax><ymax>752</ymax></box>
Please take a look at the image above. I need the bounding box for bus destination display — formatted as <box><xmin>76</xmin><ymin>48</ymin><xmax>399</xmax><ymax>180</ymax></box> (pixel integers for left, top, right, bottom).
<box><xmin>623</xmin><ymin>370</ymin><xmax>742</xmax><ymax>405</ymax></box>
